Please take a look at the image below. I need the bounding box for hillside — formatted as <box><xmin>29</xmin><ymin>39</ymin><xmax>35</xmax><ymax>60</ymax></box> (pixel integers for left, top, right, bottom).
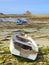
<box><xmin>0</xmin><ymin>11</ymin><xmax>49</xmax><ymax>19</ymax></box>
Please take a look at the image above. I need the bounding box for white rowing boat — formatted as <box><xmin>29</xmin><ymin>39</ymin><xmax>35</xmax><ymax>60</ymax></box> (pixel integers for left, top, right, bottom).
<box><xmin>10</xmin><ymin>33</ymin><xmax>38</xmax><ymax>60</ymax></box>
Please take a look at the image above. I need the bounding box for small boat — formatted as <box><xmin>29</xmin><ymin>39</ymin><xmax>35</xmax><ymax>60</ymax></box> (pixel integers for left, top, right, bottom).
<box><xmin>10</xmin><ymin>33</ymin><xmax>38</xmax><ymax>60</ymax></box>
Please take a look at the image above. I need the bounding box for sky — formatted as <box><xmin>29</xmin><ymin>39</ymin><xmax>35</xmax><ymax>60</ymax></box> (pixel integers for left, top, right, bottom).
<box><xmin>0</xmin><ymin>0</ymin><xmax>49</xmax><ymax>14</ymax></box>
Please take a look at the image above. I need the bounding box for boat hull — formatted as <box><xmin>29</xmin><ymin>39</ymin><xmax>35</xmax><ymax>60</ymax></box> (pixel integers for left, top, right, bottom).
<box><xmin>10</xmin><ymin>36</ymin><xmax>38</xmax><ymax>61</ymax></box>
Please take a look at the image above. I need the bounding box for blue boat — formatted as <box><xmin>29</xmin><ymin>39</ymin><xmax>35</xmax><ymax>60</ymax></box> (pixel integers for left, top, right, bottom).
<box><xmin>16</xmin><ymin>19</ymin><xmax>26</xmax><ymax>24</ymax></box>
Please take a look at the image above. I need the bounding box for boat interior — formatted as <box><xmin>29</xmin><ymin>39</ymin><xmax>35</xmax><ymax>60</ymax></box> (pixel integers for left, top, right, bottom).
<box><xmin>14</xmin><ymin>41</ymin><xmax>32</xmax><ymax>50</ymax></box>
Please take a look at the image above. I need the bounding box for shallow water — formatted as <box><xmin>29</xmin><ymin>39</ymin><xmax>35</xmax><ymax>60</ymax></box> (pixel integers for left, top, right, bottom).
<box><xmin>0</xmin><ymin>18</ymin><xmax>17</xmax><ymax>22</ymax></box>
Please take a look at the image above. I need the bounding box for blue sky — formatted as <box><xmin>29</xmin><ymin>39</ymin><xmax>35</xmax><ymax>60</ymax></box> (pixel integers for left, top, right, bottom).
<box><xmin>0</xmin><ymin>0</ymin><xmax>49</xmax><ymax>14</ymax></box>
